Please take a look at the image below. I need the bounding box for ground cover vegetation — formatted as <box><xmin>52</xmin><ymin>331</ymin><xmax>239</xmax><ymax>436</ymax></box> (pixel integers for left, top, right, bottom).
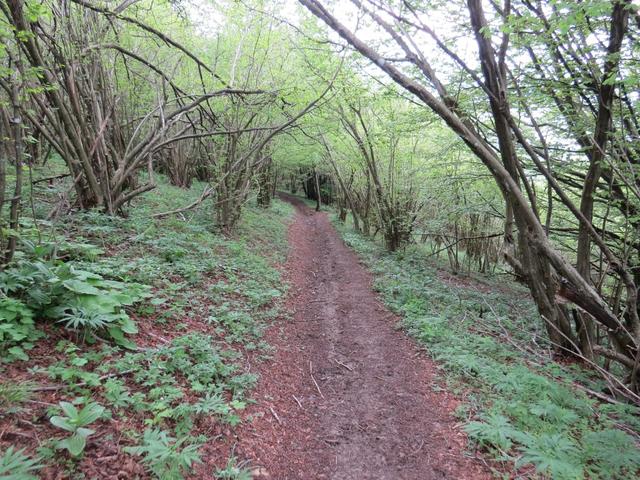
<box><xmin>336</xmin><ymin>219</ymin><xmax>640</xmax><ymax>479</ymax></box>
<box><xmin>1</xmin><ymin>0</ymin><xmax>640</xmax><ymax>477</ymax></box>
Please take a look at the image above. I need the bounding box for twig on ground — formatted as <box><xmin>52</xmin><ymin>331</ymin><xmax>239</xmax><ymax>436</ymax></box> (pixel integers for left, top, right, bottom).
<box><xmin>335</xmin><ymin>359</ymin><xmax>353</xmax><ymax>371</ymax></box>
<box><xmin>269</xmin><ymin>406</ymin><xmax>282</xmax><ymax>425</ymax></box>
<box><xmin>292</xmin><ymin>395</ymin><xmax>303</xmax><ymax>408</ymax></box>
<box><xmin>408</xmin><ymin>439</ymin><xmax>425</xmax><ymax>456</ymax></box>
<box><xmin>309</xmin><ymin>361</ymin><xmax>325</xmax><ymax>399</ymax></box>
<box><xmin>147</xmin><ymin>331</ymin><xmax>170</xmax><ymax>344</ymax></box>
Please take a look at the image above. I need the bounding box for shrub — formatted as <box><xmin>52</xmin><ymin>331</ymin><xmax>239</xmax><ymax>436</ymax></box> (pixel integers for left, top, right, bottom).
<box><xmin>0</xmin><ymin>259</ymin><xmax>150</xmax><ymax>353</ymax></box>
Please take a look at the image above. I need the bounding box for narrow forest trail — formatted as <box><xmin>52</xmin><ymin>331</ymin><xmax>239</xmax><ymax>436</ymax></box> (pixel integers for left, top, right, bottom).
<box><xmin>236</xmin><ymin>194</ymin><xmax>491</xmax><ymax>479</ymax></box>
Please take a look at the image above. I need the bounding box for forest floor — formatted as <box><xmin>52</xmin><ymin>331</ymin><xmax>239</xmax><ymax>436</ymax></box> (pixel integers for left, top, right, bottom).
<box><xmin>2</xmin><ymin>173</ymin><xmax>639</xmax><ymax>479</ymax></box>
<box><xmin>234</xmin><ymin>194</ymin><xmax>490</xmax><ymax>479</ymax></box>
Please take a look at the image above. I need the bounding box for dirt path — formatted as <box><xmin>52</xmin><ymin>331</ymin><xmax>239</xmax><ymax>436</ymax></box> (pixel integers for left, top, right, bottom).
<box><xmin>236</xmin><ymin>195</ymin><xmax>490</xmax><ymax>479</ymax></box>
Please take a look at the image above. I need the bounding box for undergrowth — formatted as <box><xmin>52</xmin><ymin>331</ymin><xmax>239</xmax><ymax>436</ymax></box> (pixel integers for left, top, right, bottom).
<box><xmin>334</xmin><ymin>219</ymin><xmax>640</xmax><ymax>480</ymax></box>
<box><xmin>0</xmin><ymin>173</ymin><xmax>293</xmax><ymax>478</ymax></box>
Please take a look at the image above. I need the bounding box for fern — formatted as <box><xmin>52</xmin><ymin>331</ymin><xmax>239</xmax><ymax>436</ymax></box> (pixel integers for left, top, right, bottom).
<box><xmin>529</xmin><ymin>399</ymin><xmax>580</xmax><ymax>425</ymax></box>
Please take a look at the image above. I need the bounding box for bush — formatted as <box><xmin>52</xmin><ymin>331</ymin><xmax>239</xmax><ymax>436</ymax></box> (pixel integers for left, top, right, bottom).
<box><xmin>0</xmin><ymin>258</ymin><xmax>150</xmax><ymax>356</ymax></box>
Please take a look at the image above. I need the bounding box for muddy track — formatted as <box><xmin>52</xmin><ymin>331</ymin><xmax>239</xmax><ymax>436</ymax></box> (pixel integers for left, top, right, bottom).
<box><xmin>235</xmin><ymin>194</ymin><xmax>490</xmax><ymax>479</ymax></box>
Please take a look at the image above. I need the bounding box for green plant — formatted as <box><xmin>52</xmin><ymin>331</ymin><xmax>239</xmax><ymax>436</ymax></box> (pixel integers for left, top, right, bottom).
<box><xmin>45</xmin><ymin>344</ymin><xmax>106</xmax><ymax>388</ymax></box>
<box><xmin>0</xmin><ymin>381</ymin><xmax>32</xmax><ymax>413</ymax></box>
<box><xmin>49</xmin><ymin>401</ymin><xmax>106</xmax><ymax>456</ymax></box>
<box><xmin>464</xmin><ymin>413</ymin><xmax>525</xmax><ymax>453</ymax></box>
<box><xmin>0</xmin><ymin>259</ymin><xmax>150</xmax><ymax>348</ymax></box>
<box><xmin>335</xmin><ymin>220</ymin><xmax>640</xmax><ymax>479</ymax></box>
<box><xmin>103</xmin><ymin>378</ymin><xmax>138</xmax><ymax>409</ymax></box>
<box><xmin>124</xmin><ymin>428</ymin><xmax>202</xmax><ymax>480</ymax></box>
<box><xmin>215</xmin><ymin>456</ymin><xmax>252</xmax><ymax>480</ymax></box>
<box><xmin>0</xmin><ymin>447</ymin><xmax>42</xmax><ymax>480</ymax></box>
<box><xmin>581</xmin><ymin>429</ymin><xmax>640</xmax><ymax>479</ymax></box>
<box><xmin>516</xmin><ymin>433</ymin><xmax>583</xmax><ymax>480</ymax></box>
<box><xmin>0</xmin><ymin>297</ymin><xmax>41</xmax><ymax>361</ymax></box>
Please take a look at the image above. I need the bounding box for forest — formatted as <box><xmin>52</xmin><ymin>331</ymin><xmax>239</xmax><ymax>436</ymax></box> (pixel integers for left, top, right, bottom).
<box><xmin>1</xmin><ymin>0</ymin><xmax>640</xmax><ymax>478</ymax></box>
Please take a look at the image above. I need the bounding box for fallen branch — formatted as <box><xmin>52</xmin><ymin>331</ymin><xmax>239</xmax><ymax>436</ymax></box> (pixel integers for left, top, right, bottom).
<box><xmin>32</xmin><ymin>173</ymin><xmax>71</xmax><ymax>185</ymax></box>
<box><xmin>151</xmin><ymin>185</ymin><xmax>212</xmax><ymax>218</ymax></box>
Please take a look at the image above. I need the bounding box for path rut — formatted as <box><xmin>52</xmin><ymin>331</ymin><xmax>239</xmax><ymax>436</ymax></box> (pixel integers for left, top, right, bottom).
<box><xmin>236</xmin><ymin>195</ymin><xmax>490</xmax><ymax>479</ymax></box>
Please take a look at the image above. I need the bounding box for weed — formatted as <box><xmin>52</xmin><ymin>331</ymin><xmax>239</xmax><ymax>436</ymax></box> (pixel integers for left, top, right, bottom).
<box><xmin>124</xmin><ymin>428</ymin><xmax>202</xmax><ymax>480</ymax></box>
<box><xmin>49</xmin><ymin>401</ymin><xmax>107</xmax><ymax>457</ymax></box>
<box><xmin>215</xmin><ymin>456</ymin><xmax>253</xmax><ymax>480</ymax></box>
<box><xmin>0</xmin><ymin>381</ymin><xmax>33</xmax><ymax>414</ymax></box>
<box><xmin>0</xmin><ymin>447</ymin><xmax>42</xmax><ymax>479</ymax></box>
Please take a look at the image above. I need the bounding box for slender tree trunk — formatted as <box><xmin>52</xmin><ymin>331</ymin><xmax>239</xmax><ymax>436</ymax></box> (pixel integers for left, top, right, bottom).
<box><xmin>5</xmin><ymin>69</ymin><xmax>23</xmax><ymax>265</ymax></box>
<box><xmin>314</xmin><ymin>168</ymin><xmax>321</xmax><ymax>211</ymax></box>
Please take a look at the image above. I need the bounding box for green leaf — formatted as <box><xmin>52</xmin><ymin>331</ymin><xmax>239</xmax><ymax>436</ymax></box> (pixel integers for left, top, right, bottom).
<box><xmin>58</xmin><ymin>401</ymin><xmax>79</xmax><ymax>419</ymax></box>
<box><xmin>76</xmin><ymin>402</ymin><xmax>105</xmax><ymax>425</ymax></box>
<box><xmin>7</xmin><ymin>346</ymin><xmax>29</xmax><ymax>361</ymax></box>
<box><xmin>0</xmin><ymin>446</ymin><xmax>42</xmax><ymax>479</ymax></box>
<box><xmin>58</xmin><ymin>433</ymin><xmax>87</xmax><ymax>457</ymax></box>
<box><xmin>50</xmin><ymin>415</ymin><xmax>75</xmax><ymax>432</ymax></box>
<box><xmin>75</xmin><ymin>427</ymin><xmax>95</xmax><ymax>438</ymax></box>
<box><xmin>62</xmin><ymin>279</ymin><xmax>101</xmax><ymax>295</ymax></box>
<box><xmin>107</xmin><ymin>326</ymin><xmax>137</xmax><ymax>349</ymax></box>
<box><xmin>119</xmin><ymin>316</ymin><xmax>138</xmax><ymax>334</ymax></box>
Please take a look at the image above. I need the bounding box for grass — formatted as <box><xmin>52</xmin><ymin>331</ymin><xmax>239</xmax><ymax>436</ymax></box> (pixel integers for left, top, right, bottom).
<box><xmin>333</xmin><ymin>216</ymin><xmax>640</xmax><ymax>480</ymax></box>
<box><xmin>0</xmin><ymin>171</ymin><xmax>294</xmax><ymax>478</ymax></box>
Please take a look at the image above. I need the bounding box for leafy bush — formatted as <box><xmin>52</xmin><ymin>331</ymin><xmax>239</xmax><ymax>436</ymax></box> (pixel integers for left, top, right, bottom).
<box><xmin>0</xmin><ymin>297</ymin><xmax>41</xmax><ymax>361</ymax></box>
<box><xmin>0</xmin><ymin>259</ymin><xmax>150</xmax><ymax>352</ymax></box>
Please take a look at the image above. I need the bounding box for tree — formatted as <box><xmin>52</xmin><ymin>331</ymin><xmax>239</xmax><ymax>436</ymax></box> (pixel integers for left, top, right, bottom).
<box><xmin>299</xmin><ymin>0</ymin><xmax>640</xmax><ymax>398</ymax></box>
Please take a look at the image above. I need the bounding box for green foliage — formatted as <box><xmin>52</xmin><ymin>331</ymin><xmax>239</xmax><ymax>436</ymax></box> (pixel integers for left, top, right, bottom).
<box><xmin>106</xmin><ymin>333</ymin><xmax>252</xmax><ymax>429</ymax></box>
<box><xmin>0</xmin><ymin>447</ymin><xmax>42</xmax><ymax>480</ymax></box>
<box><xmin>124</xmin><ymin>428</ymin><xmax>202</xmax><ymax>480</ymax></box>
<box><xmin>0</xmin><ymin>297</ymin><xmax>40</xmax><ymax>361</ymax></box>
<box><xmin>49</xmin><ymin>401</ymin><xmax>106</xmax><ymax>457</ymax></box>
<box><xmin>465</xmin><ymin>413</ymin><xmax>524</xmax><ymax>453</ymax></box>
<box><xmin>215</xmin><ymin>456</ymin><xmax>253</xmax><ymax>480</ymax></box>
<box><xmin>45</xmin><ymin>342</ymin><xmax>109</xmax><ymax>389</ymax></box>
<box><xmin>0</xmin><ymin>173</ymin><xmax>293</xmax><ymax>475</ymax></box>
<box><xmin>516</xmin><ymin>433</ymin><xmax>583</xmax><ymax>480</ymax></box>
<box><xmin>581</xmin><ymin>429</ymin><xmax>640</xmax><ymax>478</ymax></box>
<box><xmin>0</xmin><ymin>381</ymin><xmax>32</xmax><ymax>414</ymax></box>
<box><xmin>0</xmin><ymin>258</ymin><xmax>150</xmax><ymax>352</ymax></box>
<box><xmin>336</xmin><ymin>221</ymin><xmax>640</xmax><ymax>479</ymax></box>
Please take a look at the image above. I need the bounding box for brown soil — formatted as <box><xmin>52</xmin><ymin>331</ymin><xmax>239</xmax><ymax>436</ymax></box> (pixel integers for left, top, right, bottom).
<box><xmin>233</xmin><ymin>194</ymin><xmax>491</xmax><ymax>479</ymax></box>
